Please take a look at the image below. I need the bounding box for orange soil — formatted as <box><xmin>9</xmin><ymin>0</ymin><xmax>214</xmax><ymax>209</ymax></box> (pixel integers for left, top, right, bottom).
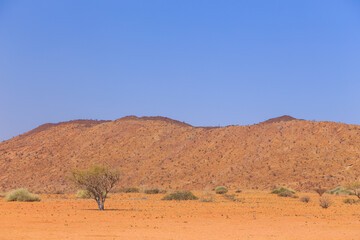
<box><xmin>1</xmin><ymin>191</ymin><xmax>359</xmax><ymax>240</ymax></box>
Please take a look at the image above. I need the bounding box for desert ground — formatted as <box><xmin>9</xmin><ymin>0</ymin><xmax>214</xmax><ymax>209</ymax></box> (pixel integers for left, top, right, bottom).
<box><xmin>1</xmin><ymin>191</ymin><xmax>360</xmax><ymax>240</ymax></box>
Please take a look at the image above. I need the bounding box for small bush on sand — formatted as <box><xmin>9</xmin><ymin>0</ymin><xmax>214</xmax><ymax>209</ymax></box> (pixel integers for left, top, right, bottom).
<box><xmin>162</xmin><ymin>191</ymin><xmax>198</xmax><ymax>200</ymax></box>
<box><xmin>278</xmin><ymin>190</ymin><xmax>295</xmax><ymax>198</ymax></box>
<box><xmin>343</xmin><ymin>198</ymin><xmax>358</xmax><ymax>204</ymax></box>
<box><xmin>235</xmin><ymin>190</ymin><xmax>242</xmax><ymax>193</ymax></box>
<box><xmin>326</xmin><ymin>186</ymin><xmax>354</xmax><ymax>196</ymax></box>
<box><xmin>300</xmin><ymin>196</ymin><xmax>310</xmax><ymax>203</ymax></box>
<box><xmin>118</xmin><ymin>187</ymin><xmax>140</xmax><ymax>193</ymax></box>
<box><xmin>271</xmin><ymin>187</ymin><xmax>295</xmax><ymax>194</ymax></box>
<box><xmin>319</xmin><ymin>196</ymin><xmax>333</xmax><ymax>209</ymax></box>
<box><xmin>5</xmin><ymin>188</ymin><xmax>41</xmax><ymax>202</ymax></box>
<box><xmin>144</xmin><ymin>188</ymin><xmax>166</xmax><ymax>194</ymax></box>
<box><xmin>314</xmin><ymin>188</ymin><xmax>327</xmax><ymax>196</ymax></box>
<box><xmin>76</xmin><ymin>190</ymin><xmax>93</xmax><ymax>199</ymax></box>
<box><xmin>199</xmin><ymin>190</ymin><xmax>215</xmax><ymax>202</ymax></box>
<box><xmin>215</xmin><ymin>186</ymin><xmax>228</xmax><ymax>194</ymax></box>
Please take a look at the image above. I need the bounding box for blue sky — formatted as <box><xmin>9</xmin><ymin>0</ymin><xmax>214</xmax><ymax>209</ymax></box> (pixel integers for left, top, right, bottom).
<box><xmin>1</xmin><ymin>0</ymin><xmax>360</xmax><ymax>141</ymax></box>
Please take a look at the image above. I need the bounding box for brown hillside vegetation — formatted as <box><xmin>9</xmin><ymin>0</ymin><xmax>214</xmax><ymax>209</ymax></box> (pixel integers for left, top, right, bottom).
<box><xmin>1</xmin><ymin>116</ymin><xmax>360</xmax><ymax>193</ymax></box>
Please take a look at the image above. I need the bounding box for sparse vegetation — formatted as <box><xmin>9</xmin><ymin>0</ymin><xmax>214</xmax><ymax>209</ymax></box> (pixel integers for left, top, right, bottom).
<box><xmin>162</xmin><ymin>191</ymin><xmax>198</xmax><ymax>200</ymax></box>
<box><xmin>314</xmin><ymin>187</ymin><xmax>327</xmax><ymax>196</ymax></box>
<box><xmin>215</xmin><ymin>186</ymin><xmax>228</xmax><ymax>194</ymax></box>
<box><xmin>277</xmin><ymin>190</ymin><xmax>297</xmax><ymax>198</ymax></box>
<box><xmin>76</xmin><ymin>189</ymin><xmax>93</xmax><ymax>199</ymax></box>
<box><xmin>300</xmin><ymin>196</ymin><xmax>310</xmax><ymax>203</ymax></box>
<box><xmin>343</xmin><ymin>198</ymin><xmax>358</xmax><ymax>204</ymax></box>
<box><xmin>346</xmin><ymin>182</ymin><xmax>360</xmax><ymax>199</ymax></box>
<box><xmin>118</xmin><ymin>187</ymin><xmax>140</xmax><ymax>193</ymax></box>
<box><xmin>235</xmin><ymin>189</ymin><xmax>242</xmax><ymax>193</ymax></box>
<box><xmin>319</xmin><ymin>196</ymin><xmax>333</xmax><ymax>209</ymax></box>
<box><xmin>271</xmin><ymin>187</ymin><xmax>295</xmax><ymax>194</ymax></box>
<box><xmin>144</xmin><ymin>188</ymin><xmax>166</xmax><ymax>194</ymax></box>
<box><xmin>199</xmin><ymin>190</ymin><xmax>215</xmax><ymax>202</ymax></box>
<box><xmin>69</xmin><ymin>165</ymin><xmax>120</xmax><ymax>210</ymax></box>
<box><xmin>326</xmin><ymin>186</ymin><xmax>354</xmax><ymax>196</ymax></box>
<box><xmin>5</xmin><ymin>188</ymin><xmax>41</xmax><ymax>202</ymax></box>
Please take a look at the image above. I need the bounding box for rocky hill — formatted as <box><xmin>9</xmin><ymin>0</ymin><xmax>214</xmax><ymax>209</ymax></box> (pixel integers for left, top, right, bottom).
<box><xmin>1</xmin><ymin>116</ymin><xmax>360</xmax><ymax>193</ymax></box>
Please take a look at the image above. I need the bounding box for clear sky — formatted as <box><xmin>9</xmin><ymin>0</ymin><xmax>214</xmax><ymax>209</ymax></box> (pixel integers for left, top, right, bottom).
<box><xmin>1</xmin><ymin>0</ymin><xmax>360</xmax><ymax>141</ymax></box>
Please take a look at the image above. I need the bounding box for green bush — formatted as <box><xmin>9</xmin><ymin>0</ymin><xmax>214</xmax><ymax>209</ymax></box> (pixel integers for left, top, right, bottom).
<box><xmin>76</xmin><ymin>190</ymin><xmax>93</xmax><ymax>199</ymax></box>
<box><xmin>215</xmin><ymin>186</ymin><xmax>228</xmax><ymax>194</ymax></box>
<box><xmin>326</xmin><ymin>186</ymin><xmax>354</xmax><ymax>196</ymax></box>
<box><xmin>119</xmin><ymin>187</ymin><xmax>140</xmax><ymax>193</ymax></box>
<box><xmin>162</xmin><ymin>191</ymin><xmax>198</xmax><ymax>200</ymax></box>
<box><xmin>5</xmin><ymin>188</ymin><xmax>41</xmax><ymax>202</ymax></box>
<box><xmin>144</xmin><ymin>188</ymin><xmax>166</xmax><ymax>194</ymax></box>
<box><xmin>271</xmin><ymin>187</ymin><xmax>295</xmax><ymax>194</ymax></box>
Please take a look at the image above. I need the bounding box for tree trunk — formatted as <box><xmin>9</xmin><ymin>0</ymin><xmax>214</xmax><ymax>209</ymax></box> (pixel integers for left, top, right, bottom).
<box><xmin>97</xmin><ymin>200</ymin><xmax>104</xmax><ymax>210</ymax></box>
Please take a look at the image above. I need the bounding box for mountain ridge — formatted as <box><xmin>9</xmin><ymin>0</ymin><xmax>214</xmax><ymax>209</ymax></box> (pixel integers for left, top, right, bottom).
<box><xmin>1</xmin><ymin>115</ymin><xmax>359</xmax><ymax>193</ymax></box>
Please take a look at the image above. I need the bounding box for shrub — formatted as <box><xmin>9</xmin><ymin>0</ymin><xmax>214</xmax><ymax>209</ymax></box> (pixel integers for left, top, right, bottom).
<box><xmin>344</xmin><ymin>198</ymin><xmax>358</xmax><ymax>204</ymax></box>
<box><xmin>162</xmin><ymin>191</ymin><xmax>198</xmax><ymax>200</ymax></box>
<box><xmin>314</xmin><ymin>188</ymin><xmax>327</xmax><ymax>196</ymax></box>
<box><xmin>319</xmin><ymin>196</ymin><xmax>333</xmax><ymax>209</ymax></box>
<box><xmin>271</xmin><ymin>187</ymin><xmax>295</xmax><ymax>194</ymax></box>
<box><xmin>223</xmin><ymin>194</ymin><xmax>236</xmax><ymax>201</ymax></box>
<box><xmin>300</xmin><ymin>196</ymin><xmax>310</xmax><ymax>203</ymax></box>
<box><xmin>76</xmin><ymin>190</ymin><xmax>93</xmax><ymax>199</ymax></box>
<box><xmin>235</xmin><ymin>190</ymin><xmax>242</xmax><ymax>193</ymax></box>
<box><xmin>118</xmin><ymin>187</ymin><xmax>140</xmax><ymax>193</ymax></box>
<box><xmin>199</xmin><ymin>190</ymin><xmax>215</xmax><ymax>202</ymax></box>
<box><xmin>346</xmin><ymin>182</ymin><xmax>360</xmax><ymax>199</ymax></box>
<box><xmin>144</xmin><ymin>188</ymin><xmax>166</xmax><ymax>194</ymax></box>
<box><xmin>326</xmin><ymin>186</ymin><xmax>354</xmax><ymax>196</ymax></box>
<box><xmin>277</xmin><ymin>190</ymin><xmax>295</xmax><ymax>198</ymax></box>
<box><xmin>215</xmin><ymin>186</ymin><xmax>228</xmax><ymax>194</ymax></box>
<box><xmin>5</xmin><ymin>188</ymin><xmax>41</xmax><ymax>202</ymax></box>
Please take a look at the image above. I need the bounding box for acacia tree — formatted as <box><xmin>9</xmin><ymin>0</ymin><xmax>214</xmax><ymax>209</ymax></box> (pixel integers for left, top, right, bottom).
<box><xmin>69</xmin><ymin>165</ymin><xmax>120</xmax><ymax>210</ymax></box>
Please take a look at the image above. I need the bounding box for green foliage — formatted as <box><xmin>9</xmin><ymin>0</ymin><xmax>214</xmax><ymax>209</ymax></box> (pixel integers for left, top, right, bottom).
<box><xmin>5</xmin><ymin>188</ymin><xmax>41</xmax><ymax>202</ymax></box>
<box><xmin>76</xmin><ymin>190</ymin><xmax>93</xmax><ymax>199</ymax></box>
<box><xmin>300</xmin><ymin>196</ymin><xmax>310</xmax><ymax>203</ymax></box>
<box><xmin>118</xmin><ymin>187</ymin><xmax>140</xmax><ymax>193</ymax></box>
<box><xmin>271</xmin><ymin>187</ymin><xmax>295</xmax><ymax>194</ymax></box>
<box><xmin>215</xmin><ymin>186</ymin><xmax>228</xmax><ymax>194</ymax></box>
<box><xmin>144</xmin><ymin>188</ymin><xmax>166</xmax><ymax>194</ymax></box>
<box><xmin>162</xmin><ymin>191</ymin><xmax>198</xmax><ymax>200</ymax></box>
<box><xmin>326</xmin><ymin>186</ymin><xmax>354</xmax><ymax>196</ymax></box>
<box><xmin>69</xmin><ymin>165</ymin><xmax>120</xmax><ymax>210</ymax></box>
<box><xmin>345</xmin><ymin>182</ymin><xmax>360</xmax><ymax>199</ymax></box>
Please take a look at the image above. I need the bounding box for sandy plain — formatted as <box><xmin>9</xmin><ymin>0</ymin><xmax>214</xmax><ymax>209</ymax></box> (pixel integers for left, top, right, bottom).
<box><xmin>1</xmin><ymin>191</ymin><xmax>360</xmax><ymax>240</ymax></box>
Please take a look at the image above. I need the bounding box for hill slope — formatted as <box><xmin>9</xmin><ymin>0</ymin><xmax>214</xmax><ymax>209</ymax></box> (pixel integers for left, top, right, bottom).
<box><xmin>1</xmin><ymin>116</ymin><xmax>360</xmax><ymax>193</ymax></box>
